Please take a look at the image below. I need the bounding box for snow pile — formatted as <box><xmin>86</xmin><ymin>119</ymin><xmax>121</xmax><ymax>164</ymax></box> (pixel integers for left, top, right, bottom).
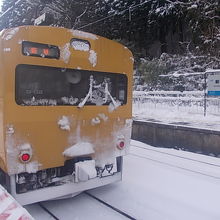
<box><xmin>187</xmin><ymin>4</ymin><xmax>198</xmax><ymax>10</ymax></box>
<box><xmin>63</xmin><ymin>142</ymin><xmax>94</xmax><ymax>157</ymax></box>
<box><xmin>19</xmin><ymin>143</ymin><xmax>32</xmax><ymax>151</ymax></box>
<box><xmin>2</xmin><ymin>27</ymin><xmax>19</xmax><ymax>40</ymax></box>
<box><xmin>75</xmin><ymin>160</ymin><xmax>97</xmax><ymax>182</ymax></box>
<box><xmin>0</xmin><ymin>185</ymin><xmax>34</xmax><ymax>219</ymax></box>
<box><xmin>91</xmin><ymin>117</ymin><xmax>101</xmax><ymax>126</ymax></box>
<box><xmin>70</xmin><ymin>30</ymin><xmax>98</xmax><ymax>40</ymax></box>
<box><xmin>6</xmin><ymin>125</ymin><xmax>14</xmax><ymax>135</ymax></box>
<box><xmin>25</xmin><ymin>161</ymin><xmax>40</xmax><ymax>174</ymax></box>
<box><xmin>108</xmin><ymin>100</ymin><xmax>121</xmax><ymax>112</ymax></box>
<box><xmin>91</xmin><ymin>114</ymin><xmax>108</xmax><ymax>125</ymax></box>
<box><xmin>71</xmin><ymin>40</ymin><xmax>90</xmax><ymax>51</ymax></box>
<box><xmin>130</xmin><ymin>57</ymin><xmax>134</xmax><ymax>63</ymax></box>
<box><xmin>58</xmin><ymin>116</ymin><xmax>70</xmax><ymax>131</ymax></box>
<box><xmin>60</xmin><ymin>43</ymin><xmax>71</xmax><ymax>63</ymax></box>
<box><xmin>98</xmin><ymin>113</ymin><xmax>108</xmax><ymax>122</ymax></box>
<box><xmin>89</xmin><ymin>50</ymin><xmax>97</xmax><ymax>67</ymax></box>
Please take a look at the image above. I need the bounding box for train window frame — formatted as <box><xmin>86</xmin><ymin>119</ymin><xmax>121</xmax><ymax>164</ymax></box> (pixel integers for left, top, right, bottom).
<box><xmin>15</xmin><ymin>64</ymin><xmax>128</xmax><ymax>107</ymax></box>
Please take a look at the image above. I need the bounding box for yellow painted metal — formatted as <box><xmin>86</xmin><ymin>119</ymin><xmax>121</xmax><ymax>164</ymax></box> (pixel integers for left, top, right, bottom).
<box><xmin>0</xmin><ymin>26</ymin><xmax>133</xmax><ymax>174</ymax></box>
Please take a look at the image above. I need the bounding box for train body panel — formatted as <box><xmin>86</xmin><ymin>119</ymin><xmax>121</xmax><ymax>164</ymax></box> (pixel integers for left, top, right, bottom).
<box><xmin>0</xmin><ymin>35</ymin><xmax>6</xmax><ymax>172</ymax></box>
<box><xmin>0</xmin><ymin>26</ymin><xmax>133</xmax><ymax>204</ymax></box>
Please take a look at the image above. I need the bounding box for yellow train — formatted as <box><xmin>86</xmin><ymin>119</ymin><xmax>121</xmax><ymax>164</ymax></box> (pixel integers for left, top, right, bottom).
<box><xmin>0</xmin><ymin>26</ymin><xmax>133</xmax><ymax>205</ymax></box>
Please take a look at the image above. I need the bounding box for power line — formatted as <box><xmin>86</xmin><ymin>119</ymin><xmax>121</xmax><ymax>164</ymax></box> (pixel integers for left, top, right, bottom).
<box><xmin>77</xmin><ymin>0</ymin><xmax>153</xmax><ymax>30</ymax></box>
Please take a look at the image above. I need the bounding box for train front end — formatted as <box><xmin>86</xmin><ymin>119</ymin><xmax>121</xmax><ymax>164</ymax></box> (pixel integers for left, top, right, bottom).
<box><xmin>0</xmin><ymin>26</ymin><xmax>133</xmax><ymax>205</ymax></box>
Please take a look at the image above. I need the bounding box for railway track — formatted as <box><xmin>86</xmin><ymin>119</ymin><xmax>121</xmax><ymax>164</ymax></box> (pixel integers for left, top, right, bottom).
<box><xmin>84</xmin><ymin>192</ymin><xmax>136</xmax><ymax>220</ymax></box>
<box><xmin>37</xmin><ymin>203</ymin><xmax>59</xmax><ymax>220</ymax></box>
<box><xmin>35</xmin><ymin>192</ymin><xmax>137</xmax><ymax>220</ymax></box>
<box><xmin>132</xmin><ymin>143</ymin><xmax>220</xmax><ymax>168</ymax></box>
<box><xmin>131</xmin><ymin>143</ymin><xmax>220</xmax><ymax>180</ymax></box>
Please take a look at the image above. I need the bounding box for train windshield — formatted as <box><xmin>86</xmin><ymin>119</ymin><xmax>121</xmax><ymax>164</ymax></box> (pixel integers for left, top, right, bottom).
<box><xmin>15</xmin><ymin>64</ymin><xmax>127</xmax><ymax>106</ymax></box>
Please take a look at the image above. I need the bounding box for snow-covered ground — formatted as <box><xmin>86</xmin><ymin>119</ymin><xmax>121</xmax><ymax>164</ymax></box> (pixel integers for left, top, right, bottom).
<box><xmin>133</xmin><ymin>102</ymin><xmax>220</xmax><ymax>131</ymax></box>
<box><xmin>25</xmin><ymin>140</ymin><xmax>220</xmax><ymax>220</ymax></box>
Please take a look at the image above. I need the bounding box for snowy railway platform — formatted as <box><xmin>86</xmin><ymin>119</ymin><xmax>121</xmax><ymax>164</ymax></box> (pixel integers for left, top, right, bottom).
<box><xmin>24</xmin><ymin>140</ymin><xmax>220</xmax><ymax>220</ymax></box>
<box><xmin>132</xmin><ymin>102</ymin><xmax>220</xmax><ymax>156</ymax></box>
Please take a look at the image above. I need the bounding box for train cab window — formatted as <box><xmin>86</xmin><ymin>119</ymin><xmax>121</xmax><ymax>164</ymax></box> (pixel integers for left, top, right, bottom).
<box><xmin>15</xmin><ymin>64</ymin><xmax>127</xmax><ymax>106</ymax></box>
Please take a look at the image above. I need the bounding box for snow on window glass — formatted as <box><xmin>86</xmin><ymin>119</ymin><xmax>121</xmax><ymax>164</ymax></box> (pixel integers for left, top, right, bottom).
<box><xmin>71</xmin><ymin>39</ymin><xmax>90</xmax><ymax>51</ymax></box>
<box><xmin>15</xmin><ymin>65</ymin><xmax>128</xmax><ymax>107</ymax></box>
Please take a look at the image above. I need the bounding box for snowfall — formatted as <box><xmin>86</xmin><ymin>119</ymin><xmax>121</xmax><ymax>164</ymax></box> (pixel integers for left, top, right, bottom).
<box><xmin>2</xmin><ymin>98</ymin><xmax>220</xmax><ymax>219</ymax></box>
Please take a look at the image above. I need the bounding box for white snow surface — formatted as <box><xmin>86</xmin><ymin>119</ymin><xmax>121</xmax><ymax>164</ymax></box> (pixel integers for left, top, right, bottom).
<box><xmin>58</xmin><ymin>116</ymin><xmax>70</xmax><ymax>131</ymax></box>
<box><xmin>2</xmin><ymin>27</ymin><xmax>19</xmax><ymax>40</ymax></box>
<box><xmin>63</xmin><ymin>142</ymin><xmax>95</xmax><ymax>157</ymax></box>
<box><xmin>60</xmin><ymin>43</ymin><xmax>71</xmax><ymax>63</ymax></box>
<box><xmin>6</xmin><ymin>125</ymin><xmax>14</xmax><ymax>134</ymax></box>
<box><xmin>70</xmin><ymin>30</ymin><xmax>98</xmax><ymax>40</ymax></box>
<box><xmin>89</xmin><ymin>50</ymin><xmax>97</xmax><ymax>67</ymax></box>
<box><xmin>91</xmin><ymin>117</ymin><xmax>101</xmax><ymax>126</ymax></box>
<box><xmin>71</xmin><ymin>40</ymin><xmax>90</xmax><ymax>51</ymax></box>
<box><xmin>108</xmin><ymin>100</ymin><xmax>121</xmax><ymax>112</ymax></box>
<box><xmin>26</xmin><ymin>140</ymin><xmax>220</xmax><ymax>219</ymax></box>
<box><xmin>133</xmin><ymin>102</ymin><xmax>220</xmax><ymax>131</ymax></box>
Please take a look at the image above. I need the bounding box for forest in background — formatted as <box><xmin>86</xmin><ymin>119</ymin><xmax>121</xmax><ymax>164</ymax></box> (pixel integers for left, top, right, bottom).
<box><xmin>0</xmin><ymin>0</ymin><xmax>220</xmax><ymax>91</ymax></box>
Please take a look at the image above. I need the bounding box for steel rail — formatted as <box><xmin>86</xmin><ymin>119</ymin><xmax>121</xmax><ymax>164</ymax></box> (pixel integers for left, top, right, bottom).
<box><xmin>132</xmin><ymin>144</ymin><xmax>220</xmax><ymax>168</ymax></box>
<box><xmin>38</xmin><ymin>202</ymin><xmax>60</xmax><ymax>220</ymax></box>
<box><xmin>130</xmin><ymin>152</ymin><xmax>220</xmax><ymax>180</ymax></box>
<box><xmin>84</xmin><ymin>191</ymin><xmax>136</xmax><ymax>220</ymax></box>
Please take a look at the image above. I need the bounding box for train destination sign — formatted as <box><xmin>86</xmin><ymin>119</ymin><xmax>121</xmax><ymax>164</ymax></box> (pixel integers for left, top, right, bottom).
<box><xmin>207</xmin><ymin>70</ymin><xmax>220</xmax><ymax>96</ymax></box>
